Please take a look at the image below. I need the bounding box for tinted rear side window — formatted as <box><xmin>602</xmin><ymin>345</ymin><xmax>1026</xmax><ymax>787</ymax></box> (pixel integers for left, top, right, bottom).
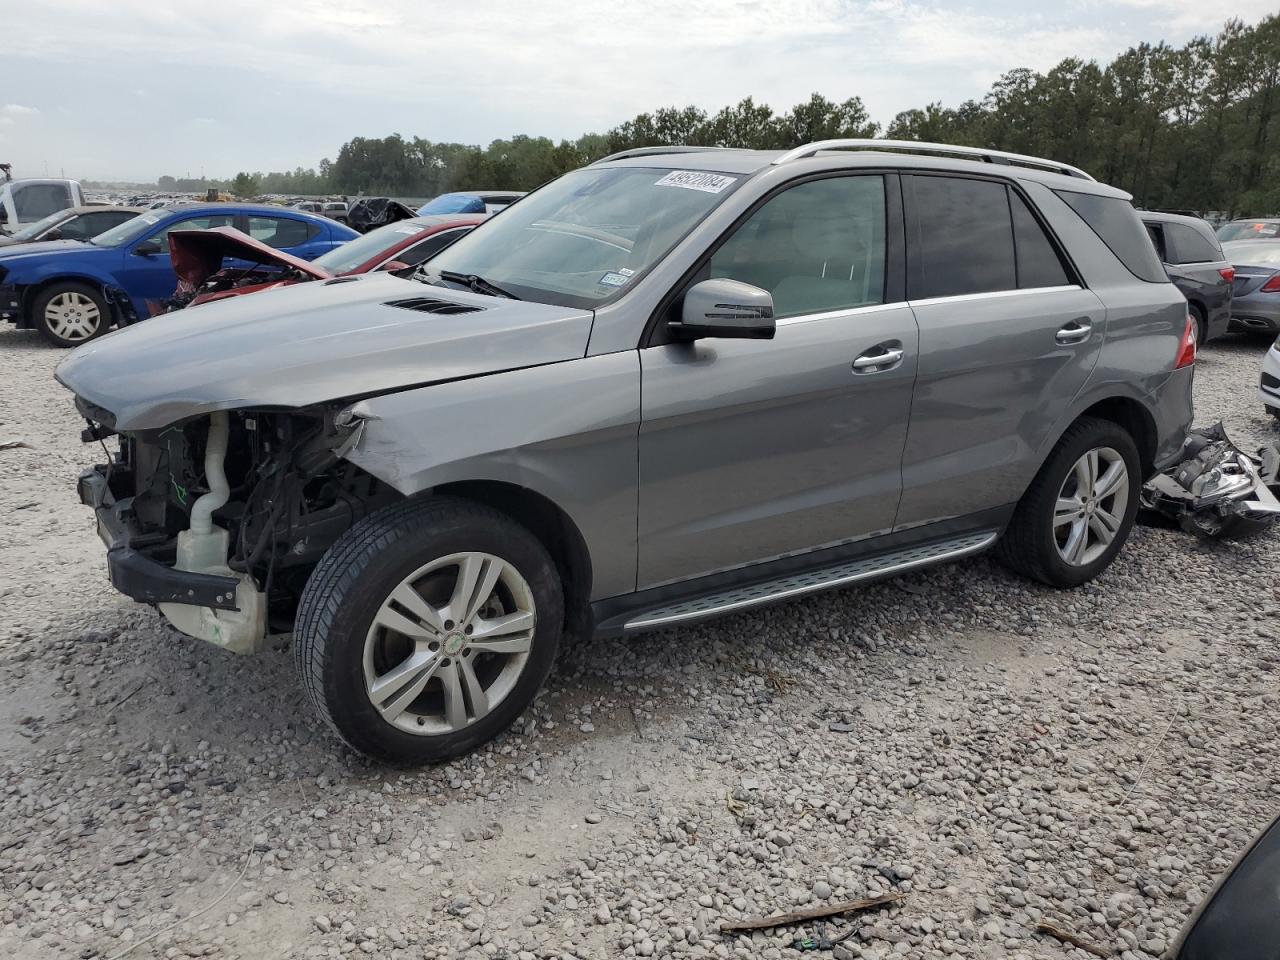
<box><xmin>1010</xmin><ymin>192</ymin><xmax>1071</xmax><ymax>288</ymax></box>
<box><xmin>1055</xmin><ymin>190</ymin><xmax>1167</xmax><ymax>282</ymax></box>
<box><xmin>910</xmin><ymin>176</ymin><xmax>1015</xmax><ymax>299</ymax></box>
<box><xmin>1164</xmin><ymin>222</ymin><xmax>1222</xmax><ymax>264</ymax></box>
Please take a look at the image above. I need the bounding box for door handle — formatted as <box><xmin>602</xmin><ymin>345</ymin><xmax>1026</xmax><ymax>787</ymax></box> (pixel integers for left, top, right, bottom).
<box><xmin>1056</xmin><ymin>319</ymin><xmax>1093</xmax><ymax>344</ymax></box>
<box><xmin>852</xmin><ymin>344</ymin><xmax>905</xmax><ymax>373</ymax></box>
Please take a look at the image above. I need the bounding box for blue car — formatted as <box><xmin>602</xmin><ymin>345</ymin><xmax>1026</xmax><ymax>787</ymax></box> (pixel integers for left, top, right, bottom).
<box><xmin>0</xmin><ymin>203</ymin><xmax>358</xmax><ymax>346</ymax></box>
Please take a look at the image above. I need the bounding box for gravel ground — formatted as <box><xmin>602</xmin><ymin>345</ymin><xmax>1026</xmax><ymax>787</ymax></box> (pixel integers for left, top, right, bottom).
<box><xmin>1</xmin><ymin>328</ymin><xmax>1277</xmax><ymax>960</ymax></box>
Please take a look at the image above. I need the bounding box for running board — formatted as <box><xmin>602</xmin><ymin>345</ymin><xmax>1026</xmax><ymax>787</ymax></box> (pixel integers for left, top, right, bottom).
<box><xmin>622</xmin><ymin>529</ymin><xmax>999</xmax><ymax>633</ymax></box>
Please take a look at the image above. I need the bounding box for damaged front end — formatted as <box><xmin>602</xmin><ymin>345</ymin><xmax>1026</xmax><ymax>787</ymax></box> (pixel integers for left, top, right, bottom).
<box><xmin>1141</xmin><ymin>423</ymin><xmax>1280</xmax><ymax>540</ymax></box>
<box><xmin>77</xmin><ymin>402</ymin><xmax>393</xmax><ymax>653</ymax></box>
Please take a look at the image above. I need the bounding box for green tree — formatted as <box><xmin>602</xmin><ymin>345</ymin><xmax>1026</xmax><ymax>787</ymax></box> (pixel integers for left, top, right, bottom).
<box><xmin>230</xmin><ymin>172</ymin><xmax>259</xmax><ymax>198</ymax></box>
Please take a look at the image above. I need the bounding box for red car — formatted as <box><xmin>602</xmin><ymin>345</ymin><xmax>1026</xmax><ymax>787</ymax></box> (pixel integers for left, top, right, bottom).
<box><xmin>165</xmin><ymin>214</ymin><xmax>486</xmax><ymax>310</ymax></box>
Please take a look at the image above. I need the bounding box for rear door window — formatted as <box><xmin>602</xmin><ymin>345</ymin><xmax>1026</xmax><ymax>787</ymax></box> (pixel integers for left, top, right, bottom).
<box><xmin>909</xmin><ymin>176</ymin><xmax>1016</xmax><ymax>299</ymax></box>
<box><xmin>247</xmin><ymin>215</ymin><xmax>314</xmax><ymax>248</ymax></box>
<box><xmin>1164</xmin><ymin>223</ymin><xmax>1222</xmax><ymax>264</ymax></box>
<box><xmin>147</xmin><ymin>214</ymin><xmax>236</xmax><ymax>252</ymax></box>
<box><xmin>709</xmin><ymin>175</ymin><xmax>886</xmax><ymax>318</ymax></box>
<box><xmin>1144</xmin><ymin>222</ymin><xmax>1168</xmax><ymax>262</ymax></box>
<box><xmin>1054</xmin><ymin>190</ymin><xmax>1167</xmax><ymax>282</ymax></box>
<box><xmin>1010</xmin><ymin>191</ymin><xmax>1071</xmax><ymax>288</ymax></box>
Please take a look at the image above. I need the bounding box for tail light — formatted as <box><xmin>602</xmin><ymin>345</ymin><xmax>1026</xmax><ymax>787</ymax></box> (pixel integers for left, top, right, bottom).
<box><xmin>1219</xmin><ymin>266</ymin><xmax>1235</xmax><ymax>283</ymax></box>
<box><xmin>1261</xmin><ymin>275</ymin><xmax>1280</xmax><ymax>293</ymax></box>
<box><xmin>1174</xmin><ymin>315</ymin><xmax>1197</xmax><ymax>369</ymax></box>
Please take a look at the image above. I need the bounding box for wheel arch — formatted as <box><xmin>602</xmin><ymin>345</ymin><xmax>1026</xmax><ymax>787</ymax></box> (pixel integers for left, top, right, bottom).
<box><xmin>429</xmin><ymin>479</ymin><xmax>594</xmax><ymax>640</ymax></box>
<box><xmin>21</xmin><ymin>273</ymin><xmax>115</xmax><ymax>326</ymax></box>
<box><xmin>1064</xmin><ymin>395</ymin><xmax>1159</xmax><ymax>479</ymax></box>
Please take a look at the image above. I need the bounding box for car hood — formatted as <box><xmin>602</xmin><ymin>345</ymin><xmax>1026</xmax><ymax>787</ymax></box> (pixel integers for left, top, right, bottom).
<box><xmin>0</xmin><ymin>238</ymin><xmax>99</xmax><ymax>262</ymax></box>
<box><xmin>55</xmin><ymin>272</ymin><xmax>594</xmax><ymax>431</ymax></box>
<box><xmin>169</xmin><ymin>226</ymin><xmax>334</xmax><ymax>286</ymax></box>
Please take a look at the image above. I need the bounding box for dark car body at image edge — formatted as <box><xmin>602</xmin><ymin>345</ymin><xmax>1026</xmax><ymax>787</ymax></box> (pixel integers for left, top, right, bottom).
<box><xmin>1141</xmin><ymin>210</ymin><xmax>1234</xmax><ymax>343</ymax></box>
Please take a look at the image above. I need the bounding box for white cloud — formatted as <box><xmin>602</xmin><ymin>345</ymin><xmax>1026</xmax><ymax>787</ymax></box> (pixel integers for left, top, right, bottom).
<box><xmin>1107</xmin><ymin>0</ymin><xmax>1278</xmax><ymax>32</ymax></box>
<box><xmin>0</xmin><ymin>0</ymin><xmax>1271</xmax><ymax>178</ymax></box>
<box><xmin>0</xmin><ymin>104</ymin><xmax>39</xmax><ymax>125</ymax></box>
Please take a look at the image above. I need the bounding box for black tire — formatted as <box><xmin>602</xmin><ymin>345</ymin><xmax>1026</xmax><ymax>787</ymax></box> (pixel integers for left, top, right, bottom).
<box><xmin>998</xmin><ymin>417</ymin><xmax>1142</xmax><ymax>587</ymax></box>
<box><xmin>1267</xmin><ymin>405</ymin><xmax>1280</xmax><ymax>420</ymax></box>
<box><xmin>31</xmin><ymin>281</ymin><xmax>111</xmax><ymax>348</ymax></box>
<box><xmin>293</xmin><ymin>496</ymin><xmax>563</xmax><ymax>764</ymax></box>
<box><xmin>1189</xmin><ymin>303</ymin><xmax>1207</xmax><ymax>347</ymax></box>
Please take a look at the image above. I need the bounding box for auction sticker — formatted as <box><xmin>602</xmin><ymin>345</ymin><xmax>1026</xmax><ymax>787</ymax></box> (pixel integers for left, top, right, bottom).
<box><xmin>598</xmin><ymin>272</ymin><xmax>630</xmax><ymax>287</ymax></box>
<box><xmin>654</xmin><ymin>171</ymin><xmax>737</xmax><ymax>194</ymax></box>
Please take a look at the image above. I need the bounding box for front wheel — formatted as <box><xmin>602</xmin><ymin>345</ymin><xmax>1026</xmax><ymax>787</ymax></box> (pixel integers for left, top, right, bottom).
<box><xmin>998</xmin><ymin>417</ymin><xmax>1141</xmax><ymax>587</ymax></box>
<box><xmin>32</xmin><ymin>281</ymin><xmax>111</xmax><ymax>347</ymax></box>
<box><xmin>293</xmin><ymin>497</ymin><xmax>563</xmax><ymax>764</ymax></box>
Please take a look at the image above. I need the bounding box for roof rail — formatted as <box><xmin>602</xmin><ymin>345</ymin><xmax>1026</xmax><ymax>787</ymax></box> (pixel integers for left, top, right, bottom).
<box><xmin>772</xmin><ymin>139</ymin><xmax>1094</xmax><ymax>181</ymax></box>
<box><xmin>592</xmin><ymin>145</ymin><xmax>737</xmax><ymax>165</ymax></box>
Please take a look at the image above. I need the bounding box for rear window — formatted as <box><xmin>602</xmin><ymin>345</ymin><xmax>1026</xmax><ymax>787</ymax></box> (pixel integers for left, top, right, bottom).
<box><xmin>1056</xmin><ymin>190</ymin><xmax>1167</xmax><ymax>283</ymax></box>
<box><xmin>1164</xmin><ymin>222</ymin><xmax>1222</xmax><ymax>264</ymax></box>
<box><xmin>1217</xmin><ymin>221</ymin><xmax>1280</xmax><ymax>242</ymax></box>
<box><xmin>1010</xmin><ymin>192</ymin><xmax>1071</xmax><ymax>288</ymax></box>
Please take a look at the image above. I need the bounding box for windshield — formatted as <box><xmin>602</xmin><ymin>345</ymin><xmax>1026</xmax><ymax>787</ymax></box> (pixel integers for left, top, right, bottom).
<box><xmin>419</xmin><ymin>193</ymin><xmax>486</xmax><ymax>215</ymax></box>
<box><xmin>10</xmin><ymin>209</ymin><xmax>72</xmax><ymax>241</ymax></box>
<box><xmin>312</xmin><ymin>221</ymin><xmax>427</xmax><ymax>274</ymax></box>
<box><xmin>1217</xmin><ymin>220</ymin><xmax>1280</xmax><ymax>242</ymax></box>
<box><xmin>1223</xmin><ymin>240</ymin><xmax>1280</xmax><ymax>266</ymax></box>
<box><xmin>90</xmin><ymin>210</ymin><xmax>161</xmax><ymax>247</ymax></box>
<box><xmin>424</xmin><ymin>166</ymin><xmax>742</xmax><ymax>307</ymax></box>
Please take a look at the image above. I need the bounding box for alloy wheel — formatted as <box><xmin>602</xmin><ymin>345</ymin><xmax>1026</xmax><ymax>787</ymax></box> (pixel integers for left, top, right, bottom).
<box><xmin>362</xmin><ymin>552</ymin><xmax>536</xmax><ymax>736</ymax></box>
<box><xmin>44</xmin><ymin>292</ymin><xmax>102</xmax><ymax>342</ymax></box>
<box><xmin>1053</xmin><ymin>446</ymin><xmax>1129</xmax><ymax>566</ymax></box>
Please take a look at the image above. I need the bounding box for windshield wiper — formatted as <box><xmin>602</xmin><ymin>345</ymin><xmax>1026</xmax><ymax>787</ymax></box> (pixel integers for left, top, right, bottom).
<box><xmin>432</xmin><ymin>270</ymin><xmax>521</xmax><ymax>300</ymax></box>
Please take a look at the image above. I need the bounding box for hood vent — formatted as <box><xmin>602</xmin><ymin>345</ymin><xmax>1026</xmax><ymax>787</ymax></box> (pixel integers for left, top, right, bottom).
<box><xmin>385</xmin><ymin>297</ymin><xmax>484</xmax><ymax>315</ymax></box>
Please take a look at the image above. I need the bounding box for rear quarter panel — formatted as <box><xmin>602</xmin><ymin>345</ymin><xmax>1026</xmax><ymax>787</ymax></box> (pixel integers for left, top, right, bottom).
<box><xmin>1024</xmin><ymin>181</ymin><xmax>1192</xmax><ymax>472</ymax></box>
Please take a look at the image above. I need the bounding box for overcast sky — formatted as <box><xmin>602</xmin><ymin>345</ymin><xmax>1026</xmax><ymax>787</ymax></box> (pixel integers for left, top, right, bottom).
<box><xmin>0</xmin><ymin>0</ymin><xmax>1273</xmax><ymax>182</ymax></box>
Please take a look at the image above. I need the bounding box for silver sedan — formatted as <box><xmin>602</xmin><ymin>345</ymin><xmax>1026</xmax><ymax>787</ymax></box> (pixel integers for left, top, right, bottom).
<box><xmin>1225</xmin><ymin>239</ymin><xmax>1280</xmax><ymax>334</ymax></box>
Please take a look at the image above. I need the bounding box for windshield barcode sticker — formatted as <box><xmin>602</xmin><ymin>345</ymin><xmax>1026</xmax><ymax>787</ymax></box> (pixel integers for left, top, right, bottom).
<box><xmin>654</xmin><ymin>171</ymin><xmax>737</xmax><ymax>194</ymax></box>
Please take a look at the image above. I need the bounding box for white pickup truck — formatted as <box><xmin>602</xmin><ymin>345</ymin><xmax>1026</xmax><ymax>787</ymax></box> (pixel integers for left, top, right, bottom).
<box><xmin>0</xmin><ymin>177</ymin><xmax>86</xmax><ymax>235</ymax></box>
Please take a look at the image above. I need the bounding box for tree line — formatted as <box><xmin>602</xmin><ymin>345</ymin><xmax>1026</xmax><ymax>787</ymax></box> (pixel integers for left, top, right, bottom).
<box><xmin>165</xmin><ymin>14</ymin><xmax>1280</xmax><ymax>214</ymax></box>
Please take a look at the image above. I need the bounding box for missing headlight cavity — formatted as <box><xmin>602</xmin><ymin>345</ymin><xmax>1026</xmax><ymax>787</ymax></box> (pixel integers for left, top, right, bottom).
<box><xmin>115</xmin><ymin>407</ymin><xmax>401</xmax><ymax>630</ymax></box>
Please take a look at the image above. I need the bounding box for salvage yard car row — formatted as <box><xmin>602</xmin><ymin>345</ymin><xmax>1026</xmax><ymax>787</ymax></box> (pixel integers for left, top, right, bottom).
<box><xmin>1</xmin><ymin>139</ymin><xmax>1278</xmax><ymax>768</ymax></box>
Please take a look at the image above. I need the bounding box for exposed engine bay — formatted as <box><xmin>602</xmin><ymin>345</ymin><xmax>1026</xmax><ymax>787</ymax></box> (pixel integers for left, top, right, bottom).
<box><xmin>159</xmin><ymin>226</ymin><xmax>335</xmax><ymax>313</ymax></box>
<box><xmin>78</xmin><ymin>402</ymin><xmax>398</xmax><ymax>651</ymax></box>
<box><xmin>161</xmin><ymin>264</ymin><xmax>317</xmax><ymax>312</ymax></box>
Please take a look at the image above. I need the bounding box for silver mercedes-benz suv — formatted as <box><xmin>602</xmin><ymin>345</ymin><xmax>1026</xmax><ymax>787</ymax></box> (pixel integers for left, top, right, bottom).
<box><xmin>58</xmin><ymin>140</ymin><xmax>1196</xmax><ymax>763</ymax></box>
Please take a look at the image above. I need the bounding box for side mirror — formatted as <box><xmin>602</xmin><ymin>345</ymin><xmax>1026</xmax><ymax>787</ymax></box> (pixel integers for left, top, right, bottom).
<box><xmin>134</xmin><ymin>241</ymin><xmax>161</xmax><ymax>256</ymax></box>
<box><xmin>670</xmin><ymin>278</ymin><xmax>775</xmax><ymax>341</ymax></box>
<box><xmin>379</xmin><ymin>260</ymin><xmax>410</xmax><ymax>272</ymax></box>
<box><xmin>1172</xmin><ymin>812</ymin><xmax>1280</xmax><ymax>959</ymax></box>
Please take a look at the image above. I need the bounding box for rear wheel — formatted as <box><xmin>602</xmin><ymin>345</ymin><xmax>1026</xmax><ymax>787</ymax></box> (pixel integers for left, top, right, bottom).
<box><xmin>998</xmin><ymin>418</ymin><xmax>1141</xmax><ymax>587</ymax></box>
<box><xmin>294</xmin><ymin>497</ymin><xmax>563</xmax><ymax>764</ymax></box>
<box><xmin>32</xmin><ymin>281</ymin><xmax>110</xmax><ymax>347</ymax></box>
